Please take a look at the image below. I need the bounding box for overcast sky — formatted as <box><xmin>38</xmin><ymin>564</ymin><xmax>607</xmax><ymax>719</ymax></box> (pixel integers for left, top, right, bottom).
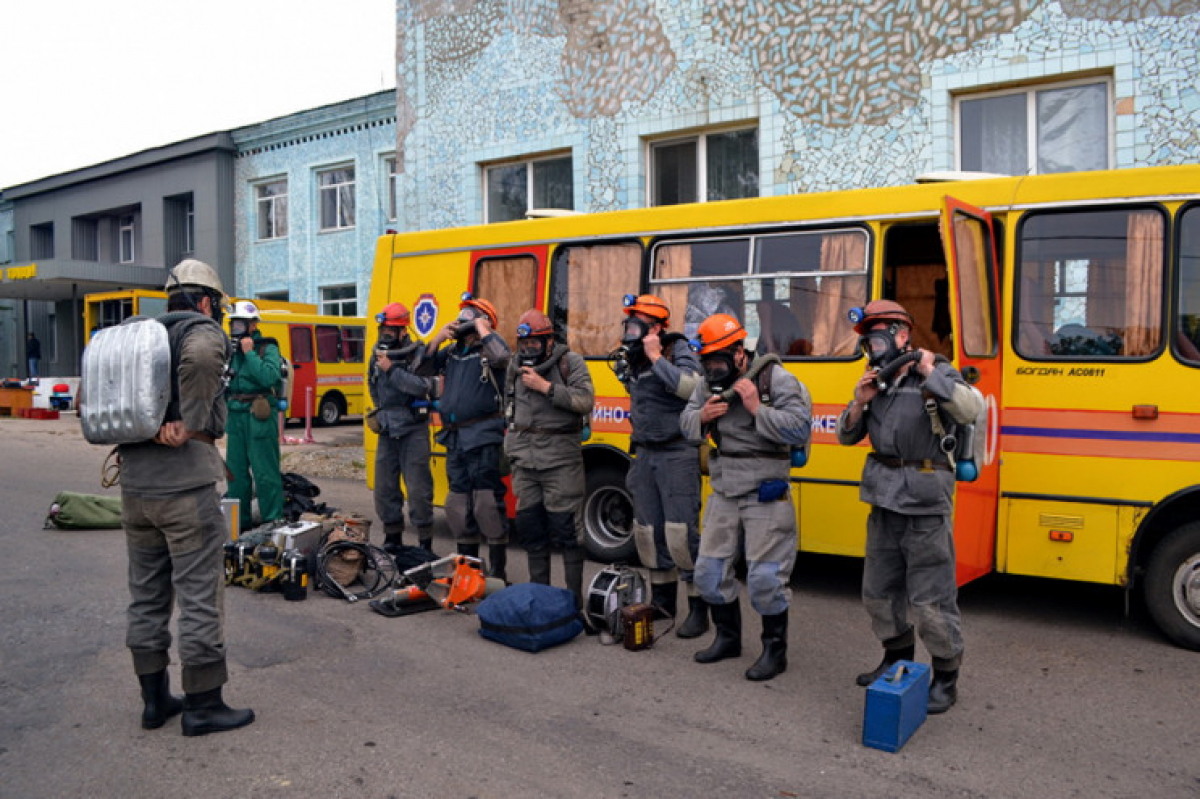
<box><xmin>0</xmin><ymin>0</ymin><xmax>396</xmax><ymax>189</ymax></box>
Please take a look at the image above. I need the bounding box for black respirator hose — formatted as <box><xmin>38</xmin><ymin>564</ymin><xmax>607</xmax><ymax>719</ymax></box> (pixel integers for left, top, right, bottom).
<box><xmin>873</xmin><ymin>350</ymin><xmax>923</xmax><ymax>391</ymax></box>
<box><xmin>315</xmin><ymin>542</ymin><xmax>398</xmax><ymax>602</ymax></box>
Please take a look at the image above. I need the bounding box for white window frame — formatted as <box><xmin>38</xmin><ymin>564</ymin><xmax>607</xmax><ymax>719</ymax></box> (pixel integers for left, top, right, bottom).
<box><xmin>646</xmin><ymin>125</ymin><xmax>760</xmax><ymax>207</ymax></box>
<box><xmin>318</xmin><ymin>165</ymin><xmax>356</xmax><ymax>232</ymax></box>
<box><xmin>118</xmin><ymin>215</ymin><xmax>135</xmax><ymax>263</ymax></box>
<box><xmin>954</xmin><ymin>76</ymin><xmax>1114</xmax><ymax>175</ymax></box>
<box><xmin>482</xmin><ymin>152</ymin><xmax>574</xmax><ymax>223</ymax></box>
<box><xmin>320</xmin><ymin>284</ymin><xmax>358</xmax><ymax>317</ymax></box>
<box><xmin>383</xmin><ymin>155</ymin><xmax>398</xmax><ymax>222</ymax></box>
<box><xmin>256</xmin><ymin>179</ymin><xmax>288</xmax><ymax>241</ymax></box>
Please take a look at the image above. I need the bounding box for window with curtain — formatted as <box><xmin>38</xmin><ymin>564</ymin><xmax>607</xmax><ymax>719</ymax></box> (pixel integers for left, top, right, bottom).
<box><xmin>484</xmin><ymin>153</ymin><xmax>573</xmax><ymax>223</ymax></box>
<box><xmin>550</xmin><ymin>242</ymin><xmax>643</xmax><ymax>357</ymax></box>
<box><xmin>958</xmin><ymin>78</ymin><xmax>1110</xmax><ymax>175</ymax></box>
<box><xmin>649</xmin><ymin>227</ymin><xmax>868</xmax><ymax>357</ymax></box>
<box><xmin>1174</xmin><ymin>205</ymin><xmax>1200</xmax><ymax>363</ymax></box>
<box><xmin>474</xmin><ymin>256</ymin><xmax>539</xmax><ymax>345</ymax></box>
<box><xmin>256</xmin><ymin>179</ymin><xmax>289</xmax><ymax>240</ymax></box>
<box><xmin>650</xmin><ymin>127</ymin><xmax>759</xmax><ymax>206</ymax></box>
<box><xmin>318</xmin><ymin>166</ymin><xmax>356</xmax><ymax>231</ymax></box>
<box><xmin>1016</xmin><ymin>207</ymin><xmax>1164</xmax><ymax>359</ymax></box>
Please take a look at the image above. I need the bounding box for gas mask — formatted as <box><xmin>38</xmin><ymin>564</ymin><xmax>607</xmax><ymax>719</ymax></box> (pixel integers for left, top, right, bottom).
<box><xmin>517</xmin><ymin>335</ymin><xmax>550</xmax><ymax>367</ymax></box>
<box><xmin>230</xmin><ymin>319</ymin><xmax>254</xmax><ymax>340</ymax></box>
<box><xmin>701</xmin><ymin>348</ymin><xmax>742</xmax><ymax>395</ymax></box>
<box><xmin>453</xmin><ymin>308</ymin><xmax>480</xmax><ymax>340</ymax></box>
<box><xmin>858</xmin><ymin>325</ymin><xmax>904</xmax><ymax>370</ymax></box>
<box><xmin>618</xmin><ymin>316</ymin><xmax>650</xmax><ymax>364</ymax></box>
<box><xmin>377</xmin><ymin>326</ymin><xmax>409</xmax><ymax>352</ymax></box>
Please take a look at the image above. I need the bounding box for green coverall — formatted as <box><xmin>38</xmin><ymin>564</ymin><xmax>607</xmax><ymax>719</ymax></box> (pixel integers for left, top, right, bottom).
<box><xmin>226</xmin><ymin>331</ymin><xmax>284</xmax><ymax>529</ymax></box>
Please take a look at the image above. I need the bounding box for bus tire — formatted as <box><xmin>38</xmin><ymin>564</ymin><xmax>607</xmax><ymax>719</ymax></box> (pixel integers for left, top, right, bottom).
<box><xmin>1143</xmin><ymin>522</ymin><xmax>1200</xmax><ymax>651</ymax></box>
<box><xmin>317</xmin><ymin>394</ymin><xmax>343</xmax><ymax>426</ymax></box>
<box><xmin>582</xmin><ymin>464</ymin><xmax>637</xmax><ymax>564</ymax></box>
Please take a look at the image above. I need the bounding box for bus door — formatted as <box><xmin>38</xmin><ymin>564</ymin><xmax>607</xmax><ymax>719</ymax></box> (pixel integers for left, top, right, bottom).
<box><xmin>470</xmin><ymin>247</ymin><xmax>547</xmax><ymax>517</ymax></box>
<box><xmin>288</xmin><ymin>324</ymin><xmax>316</xmax><ymax>420</ymax></box>
<box><xmin>940</xmin><ymin>196</ymin><xmax>1002</xmax><ymax>584</ymax></box>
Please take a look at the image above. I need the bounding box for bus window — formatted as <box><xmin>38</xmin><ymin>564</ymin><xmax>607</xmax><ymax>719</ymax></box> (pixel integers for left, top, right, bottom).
<box><xmin>550</xmin><ymin>242</ymin><xmax>642</xmax><ymax>357</ymax></box>
<box><xmin>290</xmin><ymin>326</ymin><xmax>314</xmax><ymax>364</ymax></box>
<box><xmin>1175</xmin><ymin>204</ymin><xmax>1200</xmax><ymax>363</ymax></box>
<box><xmin>474</xmin><ymin>255</ymin><xmax>538</xmax><ymax>345</ymax></box>
<box><xmin>140</xmin><ymin>296</ymin><xmax>168</xmax><ymax>318</ymax></box>
<box><xmin>342</xmin><ymin>325</ymin><xmax>365</xmax><ymax>362</ymax></box>
<box><xmin>316</xmin><ymin>325</ymin><xmax>341</xmax><ymax>363</ymax></box>
<box><xmin>651</xmin><ymin>228</ymin><xmax>867</xmax><ymax>357</ymax></box>
<box><xmin>1016</xmin><ymin>207</ymin><xmax>1165</xmax><ymax>359</ymax></box>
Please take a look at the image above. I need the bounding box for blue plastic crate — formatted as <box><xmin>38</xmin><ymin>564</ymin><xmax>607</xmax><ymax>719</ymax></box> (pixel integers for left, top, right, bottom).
<box><xmin>862</xmin><ymin>660</ymin><xmax>930</xmax><ymax>752</ymax></box>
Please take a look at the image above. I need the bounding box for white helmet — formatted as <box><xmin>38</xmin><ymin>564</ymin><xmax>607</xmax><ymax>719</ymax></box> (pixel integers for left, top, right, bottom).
<box><xmin>229</xmin><ymin>301</ymin><xmax>261</xmax><ymax>321</ymax></box>
<box><xmin>167</xmin><ymin>259</ymin><xmax>224</xmax><ymax>295</ymax></box>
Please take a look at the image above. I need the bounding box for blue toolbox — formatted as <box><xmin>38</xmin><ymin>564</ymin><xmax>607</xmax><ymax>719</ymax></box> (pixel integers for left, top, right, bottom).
<box><xmin>862</xmin><ymin>661</ymin><xmax>930</xmax><ymax>752</ymax></box>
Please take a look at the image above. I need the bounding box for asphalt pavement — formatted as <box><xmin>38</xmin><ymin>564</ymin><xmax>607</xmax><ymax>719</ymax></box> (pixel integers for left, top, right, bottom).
<box><xmin>0</xmin><ymin>414</ymin><xmax>1196</xmax><ymax>799</ymax></box>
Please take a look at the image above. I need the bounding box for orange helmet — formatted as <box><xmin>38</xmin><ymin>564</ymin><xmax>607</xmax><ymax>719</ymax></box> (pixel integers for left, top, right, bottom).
<box><xmin>623</xmin><ymin>294</ymin><xmax>670</xmax><ymax>326</ymax></box>
<box><xmin>851</xmin><ymin>299</ymin><xmax>913</xmax><ymax>335</ymax></box>
<box><xmin>375</xmin><ymin>302</ymin><xmax>410</xmax><ymax>327</ymax></box>
<box><xmin>459</xmin><ymin>294</ymin><xmax>499</xmax><ymax>328</ymax></box>
<box><xmin>517</xmin><ymin>309</ymin><xmax>553</xmax><ymax>338</ymax></box>
<box><xmin>696</xmin><ymin>314</ymin><xmax>747</xmax><ymax>355</ymax></box>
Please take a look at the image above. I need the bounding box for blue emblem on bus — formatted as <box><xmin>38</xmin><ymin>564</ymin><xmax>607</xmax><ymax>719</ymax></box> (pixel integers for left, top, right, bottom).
<box><xmin>414</xmin><ymin>294</ymin><xmax>438</xmax><ymax>338</ymax></box>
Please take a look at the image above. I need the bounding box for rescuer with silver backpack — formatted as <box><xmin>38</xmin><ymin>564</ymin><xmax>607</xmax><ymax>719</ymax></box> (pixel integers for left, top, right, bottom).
<box><xmin>115</xmin><ymin>259</ymin><xmax>254</xmax><ymax>736</ymax></box>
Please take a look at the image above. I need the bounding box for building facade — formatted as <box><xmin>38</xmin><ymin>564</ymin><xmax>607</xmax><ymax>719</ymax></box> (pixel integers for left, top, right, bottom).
<box><xmin>0</xmin><ymin>135</ymin><xmax>236</xmax><ymax>378</ymax></box>
<box><xmin>391</xmin><ymin>0</ymin><xmax>1200</xmax><ymax>232</ymax></box>
<box><xmin>232</xmin><ymin>90</ymin><xmax>398</xmax><ymax>316</ymax></box>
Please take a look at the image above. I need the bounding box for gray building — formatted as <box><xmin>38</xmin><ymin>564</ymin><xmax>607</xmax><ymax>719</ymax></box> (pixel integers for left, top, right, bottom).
<box><xmin>0</xmin><ymin>134</ymin><xmax>236</xmax><ymax>378</ymax></box>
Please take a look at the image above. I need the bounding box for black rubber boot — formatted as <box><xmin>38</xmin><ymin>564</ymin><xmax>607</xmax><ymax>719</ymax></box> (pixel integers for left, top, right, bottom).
<box><xmin>138</xmin><ymin>670</ymin><xmax>183</xmax><ymax>730</ymax></box>
<box><xmin>457</xmin><ymin>542</ymin><xmax>480</xmax><ymax>559</ymax></box>
<box><xmin>180</xmin><ymin>686</ymin><xmax>255</xmax><ymax>737</ymax></box>
<box><xmin>694</xmin><ymin>598</ymin><xmax>742</xmax><ymax>664</ymax></box>
<box><xmin>417</xmin><ymin>527</ymin><xmax>435</xmax><ymax>555</ymax></box>
<box><xmin>487</xmin><ymin>544</ymin><xmax>508</xmax><ymax>583</ymax></box>
<box><xmin>928</xmin><ymin>669</ymin><xmax>959</xmax><ymax>714</ymax></box>
<box><xmin>676</xmin><ymin>595</ymin><xmax>710</xmax><ymax>639</ymax></box>
<box><xmin>382</xmin><ymin>522</ymin><xmax>405</xmax><ymax>558</ymax></box>
<box><xmin>650</xmin><ymin>580</ymin><xmax>677</xmax><ymax>621</ymax></box>
<box><xmin>563</xmin><ymin>548</ymin><xmax>585</xmax><ymax>611</ymax></box>
<box><xmin>855</xmin><ymin>642</ymin><xmax>916</xmax><ymax>686</ymax></box>
<box><xmin>745</xmin><ymin>610</ymin><xmax>788</xmax><ymax>681</ymax></box>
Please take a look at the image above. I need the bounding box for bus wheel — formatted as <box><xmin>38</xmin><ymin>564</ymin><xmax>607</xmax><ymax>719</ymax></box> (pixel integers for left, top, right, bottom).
<box><xmin>1144</xmin><ymin>522</ymin><xmax>1200</xmax><ymax>651</ymax></box>
<box><xmin>318</xmin><ymin>395</ymin><xmax>343</xmax><ymax>426</ymax></box>
<box><xmin>582</xmin><ymin>465</ymin><xmax>636</xmax><ymax>564</ymax></box>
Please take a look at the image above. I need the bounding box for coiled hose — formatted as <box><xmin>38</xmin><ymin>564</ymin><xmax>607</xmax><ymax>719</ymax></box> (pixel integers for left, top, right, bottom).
<box><xmin>314</xmin><ymin>541</ymin><xmax>398</xmax><ymax>602</ymax></box>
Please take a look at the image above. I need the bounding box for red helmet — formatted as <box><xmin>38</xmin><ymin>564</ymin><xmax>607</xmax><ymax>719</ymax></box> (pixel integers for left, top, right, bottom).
<box><xmin>517</xmin><ymin>309</ymin><xmax>553</xmax><ymax>338</ymax></box>
<box><xmin>623</xmin><ymin>294</ymin><xmax>670</xmax><ymax>326</ymax></box>
<box><xmin>696</xmin><ymin>314</ymin><xmax>747</xmax><ymax>355</ymax></box>
<box><xmin>376</xmin><ymin>302</ymin><xmax>410</xmax><ymax>328</ymax></box>
<box><xmin>852</xmin><ymin>300</ymin><xmax>913</xmax><ymax>335</ymax></box>
<box><xmin>459</xmin><ymin>295</ymin><xmax>499</xmax><ymax>328</ymax></box>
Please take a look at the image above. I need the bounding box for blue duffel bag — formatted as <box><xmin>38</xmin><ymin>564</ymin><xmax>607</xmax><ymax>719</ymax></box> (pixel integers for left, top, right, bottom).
<box><xmin>476</xmin><ymin>582</ymin><xmax>583</xmax><ymax>652</ymax></box>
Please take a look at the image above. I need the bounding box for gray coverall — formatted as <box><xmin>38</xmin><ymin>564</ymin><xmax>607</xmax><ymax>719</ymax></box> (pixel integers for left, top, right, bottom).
<box><xmin>119</xmin><ymin>312</ymin><xmax>231</xmax><ymax>694</ymax></box>
<box><xmin>504</xmin><ymin>345</ymin><xmax>595</xmax><ymax>602</ymax></box>
<box><xmin>369</xmin><ymin>342</ymin><xmax>435</xmax><ymax>535</ymax></box>
<box><xmin>623</xmin><ymin>336</ymin><xmax>702</xmax><ymax>594</ymax></box>
<box><xmin>680</xmin><ymin>359</ymin><xmax>812</xmax><ymax>615</ymax></box>
<box><xmin>835</xmin><ymin>358</ymin><xmax>982</xmax><ymax>671</ymax></box>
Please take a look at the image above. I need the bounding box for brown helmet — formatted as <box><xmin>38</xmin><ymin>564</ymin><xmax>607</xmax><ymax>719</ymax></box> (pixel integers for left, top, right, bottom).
<box><xmin>623</xmin><ymin>294</ymin><xmax>670</xmax><ymax>326</ymax></box>
<box><xmin>517</xmin><ymin>309</ymin><xmax>553</xmax><ymax>338</ymax></box>
<box><xmin>853</xmin><ymin>299</ymin><xmax>913</xmax><ymax>335</ymax></box>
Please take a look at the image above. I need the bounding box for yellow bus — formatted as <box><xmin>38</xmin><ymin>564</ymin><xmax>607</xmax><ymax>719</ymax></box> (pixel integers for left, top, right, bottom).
<box><xmin>254</xmin><ymin>310</ymin><xmax>368</xmax><ymax>426</ymax></box>
<box><xmin>366</xmin><ymin>164</ymin><xmax>1200</xmax><ymax>651</ymax></box>
<box><xmin>83</xmin><ymin>289</ymin><xmax>315</xmax><ymax>342</ymax></box>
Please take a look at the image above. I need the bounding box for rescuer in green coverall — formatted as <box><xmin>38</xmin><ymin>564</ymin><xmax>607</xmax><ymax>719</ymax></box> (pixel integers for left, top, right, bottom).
<box><xmin>225</xmin><ymin>301</ymin><xmax>284</xmax><ymax>530</ymax></box>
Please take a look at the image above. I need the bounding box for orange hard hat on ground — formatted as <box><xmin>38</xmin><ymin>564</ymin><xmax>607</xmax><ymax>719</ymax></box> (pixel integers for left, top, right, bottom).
<box><xmin>460</xmin><ymin>294</ymin><xmax>499</xmax><ymax>328</ymax></box>
<box><xmin>696</xmin><ymin>314</ymin><xmax>747</xmax><ymax>355</ymax></box>
<box><xmin>623</xmin><ymin>294</ymin><xmax>670</xmax><ymax>325</ymax></box>
<box><xmin>517</xmin><ymin>309</ymin><xmax>553</xmax><ymax>337</ymax></box>
<box><xmin>376</xmin><ymin>302</ymin><xmax>411</xmax><ymax>327</ymax></box>
<box><xmin>852</xmin><ymin>299</ymin><xmax>913</xmax><ymax>334</ymax></box>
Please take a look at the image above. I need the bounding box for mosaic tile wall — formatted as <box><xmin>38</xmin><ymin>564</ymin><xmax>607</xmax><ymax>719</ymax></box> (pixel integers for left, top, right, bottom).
<box><xmin>232</xmin><ymin>94</ymin><xmax>397</xmax><ymax>307</ymax></box>
<box><xmin>394</xmin><ymin>0</ymin><xmax>1200</xmax><ymax>230</ymax></box>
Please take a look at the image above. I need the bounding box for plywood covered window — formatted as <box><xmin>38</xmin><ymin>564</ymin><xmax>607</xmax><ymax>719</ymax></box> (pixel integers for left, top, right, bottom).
<box><xmin>550</xmin><ymin>242</ymin><xmax>643</xmax><ymax>357</ymax></box>
<box><xmin>474</xmin><ymin>256</ymin><xmax>539</xmax><ymax>346</ymax></box>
